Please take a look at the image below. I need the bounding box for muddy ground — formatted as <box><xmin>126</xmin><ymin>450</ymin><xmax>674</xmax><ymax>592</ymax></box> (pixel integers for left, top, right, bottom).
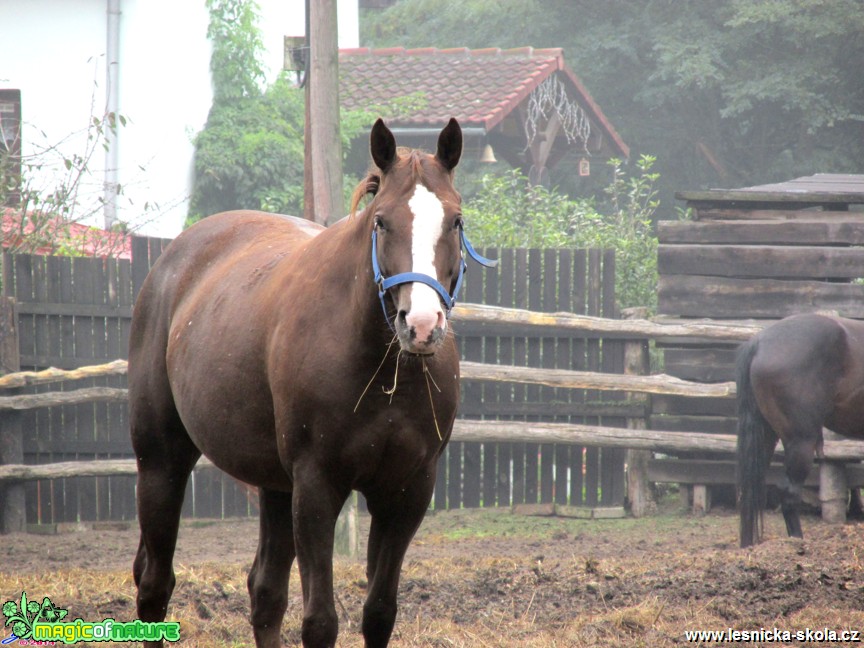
<box><xmin>2</xmin><ymin>498</ymin><xmax>864</xmax><ymax>646</ymax></box>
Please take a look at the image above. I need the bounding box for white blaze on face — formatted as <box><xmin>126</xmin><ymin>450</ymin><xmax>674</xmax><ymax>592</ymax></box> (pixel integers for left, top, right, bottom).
<box><xmin>406</xmin><ymin>183</ymin><xmax>447</xmax><ymax>339</ymax></box>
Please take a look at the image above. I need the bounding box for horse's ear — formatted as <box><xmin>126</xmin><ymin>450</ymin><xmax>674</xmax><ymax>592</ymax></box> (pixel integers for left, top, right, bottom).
<box><xmin>370</xmin><ymin>118</ymin><xmax>397</xmax><ymax>173</ymax></box>
<box><xmin>436</xmin><ymin>118</ymin><xmax>462</xmax><ymax>171</ymax></box>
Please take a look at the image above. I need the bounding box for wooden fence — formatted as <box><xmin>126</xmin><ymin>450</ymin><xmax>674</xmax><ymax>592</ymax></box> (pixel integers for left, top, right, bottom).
<box><xmin>0</xmin><ymin>242</ymin><xmax>634</xmax><ymax>528</ymax></box>
<box><xmin>441</xmin><ymin>248</ymin><xmax>627</xmax><ymax>512</ymax></box>
<box><xmin>4</xmin><ymin>305</ymin><xmax>864</xmax><ymax>531</ymax></box>
<box><xmin>0</xmin><ymin>241</ymin><xmax>259</xmax><ymax>528</ymax></box>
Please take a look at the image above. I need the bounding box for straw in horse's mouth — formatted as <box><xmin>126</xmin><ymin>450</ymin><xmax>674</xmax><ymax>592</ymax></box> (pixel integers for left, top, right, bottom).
<box><xmin>351</xmin><ymin>338</ymin><xmax>445</xmax><ymax>441</ymax></box>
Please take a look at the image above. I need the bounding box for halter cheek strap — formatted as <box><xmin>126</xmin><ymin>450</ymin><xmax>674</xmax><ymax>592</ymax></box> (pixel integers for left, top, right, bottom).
<box><xmin>372</xmin><ymin>227</ymin><xmax>497</xmax><ymax>332</ymax></box>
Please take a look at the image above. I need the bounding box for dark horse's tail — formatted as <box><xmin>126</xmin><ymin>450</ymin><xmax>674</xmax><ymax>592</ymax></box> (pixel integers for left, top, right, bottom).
<box><xmin>736</xmin><ymin>337</ymin><xmax>776</xmax><ymax>548</ymax></box>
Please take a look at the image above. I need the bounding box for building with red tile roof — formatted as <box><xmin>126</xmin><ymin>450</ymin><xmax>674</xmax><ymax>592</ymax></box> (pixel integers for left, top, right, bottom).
<box><xmin>2</xmin><ymin>210</ymin><xmax>131</xmax><ymax>260</ymax></box>
<box><xmin>339</xmin><ymin>47</ymin><xmax>628</xmax><ymax>183</ymax></box>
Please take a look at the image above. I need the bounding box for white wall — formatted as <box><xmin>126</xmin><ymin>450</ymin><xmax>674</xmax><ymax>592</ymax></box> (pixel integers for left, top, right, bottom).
<box><xmin>1</xmin><ymin>0</ymin><xmax>359</xmax><ymax>238</ymax></box>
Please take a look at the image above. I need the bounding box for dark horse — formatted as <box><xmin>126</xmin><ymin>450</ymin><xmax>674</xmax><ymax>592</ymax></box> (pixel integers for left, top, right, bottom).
<box><xmin>129</xmin><ymin>119</ymin><xmax>495</xmax><ymax>647</ymax></box>
<box><xmin>737</xmin><ymin>312</ymin><xmax>864</xmax><ymax>547</ymax></box>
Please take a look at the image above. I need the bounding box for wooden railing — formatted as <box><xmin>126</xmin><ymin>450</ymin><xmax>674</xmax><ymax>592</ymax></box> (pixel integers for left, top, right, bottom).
<box><xmin>3</xmin><ymin>303</ymin><xmax>864</xmax><ymax>532</ymax></box>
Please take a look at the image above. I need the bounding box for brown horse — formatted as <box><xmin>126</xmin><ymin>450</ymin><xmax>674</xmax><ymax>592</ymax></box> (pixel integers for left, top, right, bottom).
<box><xmin>737</xmin><ymin>313</ymin><xmax>864</xmax><ymax>547</ymax></box>
<box><xmin>128</xmin><ymin>119</ymin><xmax>495</xmax><ymax>647</ymax></box>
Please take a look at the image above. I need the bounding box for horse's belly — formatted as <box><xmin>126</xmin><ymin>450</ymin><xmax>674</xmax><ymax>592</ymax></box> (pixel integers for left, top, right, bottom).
<box><xmin>167</xmin><ymin>342</ymin><xmax>290</xmax><ymax>490</ymax></box>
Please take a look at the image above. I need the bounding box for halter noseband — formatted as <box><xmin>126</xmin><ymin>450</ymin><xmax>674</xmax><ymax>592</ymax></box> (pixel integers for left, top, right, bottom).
<box><xmin>371</xmin><ymin>225</ymin><xmax>497</xmax><ymax>332</ymax></box>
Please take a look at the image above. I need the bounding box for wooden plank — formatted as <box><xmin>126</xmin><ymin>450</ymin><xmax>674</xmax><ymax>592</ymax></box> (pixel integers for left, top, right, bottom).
<box><xmin>495</xmin><ymin>248</ymin><xmax>515</xmax><ymax>507</ymax></box>
<box><xmin>652</xmin><ymin>395</ymin><xmax>735</xmax><ymax>417</ymax></box>
<box><xmin>460</xmin><ymin>248</ymin><xmax>484</xmax><ymax>509</ymax></box>
<box><xmin>447</xmin><ymin>442</ymin><xmax>462</xmax><ymax>509</ymax></box>
<box><xmin>480</xmin><ymin>247</ymin><xmax>499</xmax><ymax>508</ymax></box>
<box><xmin>449</xmin><ymin>420</ymin><xmax>864</xmax><ymax>460</ymax></box>
<box><xmin>601</xmin><ymin>250</ymin><xmax>626</xmax><ymax>507</ymax></box>
<box><xmin>14</xmin><ymin>302</ymin><xmax>133</xmax><ymax>318</ymax></box>
<box><xmin>461</xmin><ymin>361</ymin><xmax>735</xmax><ymax>397</ymax></box>
<box><xmin>659</xmin><ymin>244</ymin><xmax>864</xmax><ymax>279</ymax></box>
<box><xmin>649</xmin><ymin>414</ymin><xmax>736</xmax><ymax>435</ymax></box>
<box><xmin>584</xmin><ymin>250</ymin><xmax>601</xmax><ymax>507</ymax></box>
<box><xmin>538</xmin><ymin>249</ymin><xmax>558</xmax><ymax>504</ymax></box>
<box><xmin>688</xmin><ymin>207</ymin><xmax>864</xmax><ymax>221</ymax></box>
<box><xmin>510</xmin><ymin>249</ymin><xmax>528</xmax><ymax>506</ymax></box>
<box><xmin>662</xmin><ymin>347</ymin><xmax>738</xmax><ymax>383</ymax></box>
<box><xmin>523</xmin><ymin>250</ymin><xmax>542</xmax><ymax>505</ymax></box>
<box><xmin>569</xmin><ymin>250</ymin><xmax>586</xmax><ymax>506</ymax></box>
<box><xmin>72</xmin><ymin>258</ymin><xmax>98</xmax><ymax>522</ymax></box>
<box><xmin>44</xmin><ymin>256</ymin><xmax>63</xmax><ymax>524</ymax></box>
<box><xmin>452</xmin><ymin>303</ymin><xmax>762</xmax><ymax>342</ymax></box>
<box><xmin>658</xmin><ymin>275</ymin><xmax>864</xmax><ymax>319</ymax></box>
<box><xmin>7</xmin><ymin>447</ymin><xmax>864</xmax><ymax>485</ymax></box>
<box><xmin>658</xmin><ymin>218</ymin><xmax>864</xmax><ymax>245</ymax></box>
<box><xmin>554</xmin><ymin>250</ymin><xmax>573</xmax><ymax>506</ymax></box>
<box><xmin>434</xmin><ymin>450</ymin><xmax>447</xmax><ymax>510</ymax></box>
<box><xmin>459</xmin><ymin>401</ymin><xmax>645</xmax><ymax>421</ymax></box>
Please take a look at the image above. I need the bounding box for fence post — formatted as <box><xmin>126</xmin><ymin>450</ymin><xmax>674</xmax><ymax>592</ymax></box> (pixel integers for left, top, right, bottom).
<box><xmin>622</xmin><ymin>307</ymin><xmax>655</xmax><ymax>517</ymax></box>
<box><xmin>819</xmin><ymin>461</ymin><xmax>848</xmax><ymax>524</ymax></box>
<box><xmin>0</xmin><ymin>295</ymin><xmax>25</xmax><ymax>533</ymax></box>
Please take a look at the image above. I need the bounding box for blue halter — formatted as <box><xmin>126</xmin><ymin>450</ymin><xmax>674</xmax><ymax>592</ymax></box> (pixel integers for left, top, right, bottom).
<box><xmin>371</xmin><ymin>225</ymin><xmax>498</xmax><ymax>332</ymax></box>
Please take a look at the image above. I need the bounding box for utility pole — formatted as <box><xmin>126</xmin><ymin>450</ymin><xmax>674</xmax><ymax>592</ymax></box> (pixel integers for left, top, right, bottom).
<box><xmin>304</xmin><ymin>0</ymin><xmax>343</xmax><ymax>225</ymax></box>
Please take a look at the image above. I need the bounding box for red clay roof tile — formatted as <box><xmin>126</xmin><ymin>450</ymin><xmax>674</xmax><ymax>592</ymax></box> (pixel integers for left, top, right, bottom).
<box><xmin>338</xmin><ymin>46</ymin><xmax>628</xmax><ymax>158</ymax></box>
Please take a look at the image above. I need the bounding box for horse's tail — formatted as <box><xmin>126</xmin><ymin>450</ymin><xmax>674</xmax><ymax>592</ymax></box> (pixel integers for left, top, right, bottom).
<box><xmin>736</xmin><ymin>337</ymin><xmax>775</xmax><ymax>548</ymax></box>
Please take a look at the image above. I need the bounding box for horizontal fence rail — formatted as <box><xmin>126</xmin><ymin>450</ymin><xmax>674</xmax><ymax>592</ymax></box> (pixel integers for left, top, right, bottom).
<box><xmin>5</xmin><ymin>301</ymin><xmax>864</xmax><ymax>531</ymax></box>
<box><xmin>4</xmin><ymin>306</ymin><xmax>864</xmax><ymax>481</ymax></box>
<box><xmin>4</xmin><ymin>421</ymin><xmax>864</xmax><ymax>483</ymax></box>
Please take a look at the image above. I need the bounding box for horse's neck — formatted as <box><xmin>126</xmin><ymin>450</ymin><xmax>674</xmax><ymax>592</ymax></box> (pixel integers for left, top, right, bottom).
<box><xmin>317</xmin><ymin>214</ymin><xmax>386</xmax><ymax>339</ymax></box>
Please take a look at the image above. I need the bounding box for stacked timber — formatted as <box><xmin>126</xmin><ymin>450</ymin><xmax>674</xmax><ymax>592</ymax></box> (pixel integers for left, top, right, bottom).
<box><xmin>657</xmin><ymin>173</ymin><xmax>864</xmax><ymax>436</ymax></box>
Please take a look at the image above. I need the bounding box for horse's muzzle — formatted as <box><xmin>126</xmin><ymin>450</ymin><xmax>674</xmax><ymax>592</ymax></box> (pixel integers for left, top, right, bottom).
<box><xmin>396</xmin><ymin>308</ymin><xmax>447</xmax><ymax>354</ymax></box>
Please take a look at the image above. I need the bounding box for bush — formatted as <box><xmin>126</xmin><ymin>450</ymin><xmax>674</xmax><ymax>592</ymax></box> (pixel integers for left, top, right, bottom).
<box><xmin>463</xmin><ymin>156</ymin><xmax>662</xmax><ymax>312</ymax></box>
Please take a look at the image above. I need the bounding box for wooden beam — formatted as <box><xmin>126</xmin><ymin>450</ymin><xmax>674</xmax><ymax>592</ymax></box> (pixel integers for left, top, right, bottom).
<box><xmin>452</xmin><ymin>303</ymin><xmax>761</xmax><ymax>341</ymax></box>
<box><xmin>0</xmin><ymin>387</ymin><xmax>128</xmax><ymax>411</ymax></box>
<box><xmin>460</xmin><ymin>361</ymin><xmax>735</xmax><ymax>398</ymax></box>
<box><xmin>308</xmin><ymin>0</ymin><xmax>343</xmax><ymax>225</ymax></box>
<box><xmin>0</xmin><ymin>456</ymin><xmax>215</xmax><ymax>482</ymax></box>
<box><xmin>659</xmin><ymin>275</ymin><xmax>864</xmax><ymax>319</ymax></box>
<box><xmin>659</xmin><ymin>244</ymin><xmax>864</xmax><ymax>279</ymax></box>
<box><xmin>659</xmin><ymin>218</ymin><xmax>864</xmax><ymax>245</ymax></box>
<box><xmin>0</xmin><ymin>360</ymin><xmax>128</xmax><ymax>390</ymax></box>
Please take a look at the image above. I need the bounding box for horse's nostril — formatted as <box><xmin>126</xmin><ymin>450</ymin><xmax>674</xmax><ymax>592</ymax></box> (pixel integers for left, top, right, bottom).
<box><xmin>397</xmin><ymin>310</ymin><xmax>408</xmax><ymax>324</ymax></box>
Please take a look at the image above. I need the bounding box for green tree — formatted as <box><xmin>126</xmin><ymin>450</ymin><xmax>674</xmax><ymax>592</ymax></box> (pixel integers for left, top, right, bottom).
<box><xmin>189</xmin><ymin>0</ymin><xmax>381</xmax><ymax>224</ymax></box>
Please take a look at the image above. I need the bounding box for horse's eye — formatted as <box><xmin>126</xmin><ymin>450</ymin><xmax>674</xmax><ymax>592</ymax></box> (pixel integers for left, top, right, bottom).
<box><xmin>374</xmin><ymin>216</ymin><xmax>387</xmax><ymax>231</ymax></box>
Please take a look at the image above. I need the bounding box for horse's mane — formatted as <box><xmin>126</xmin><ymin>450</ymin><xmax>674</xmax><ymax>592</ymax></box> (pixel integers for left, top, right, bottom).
<box><xmin>349</xmin><ymin>147</ymin><xmax>437</xmax><ymax>219</ymax></box>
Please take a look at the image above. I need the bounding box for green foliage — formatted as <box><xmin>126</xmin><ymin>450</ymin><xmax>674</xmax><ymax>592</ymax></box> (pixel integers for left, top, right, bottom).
<box><xmin>464</xmin><ymin>156</ymin><xmax>662</xmax><ymax>311</ymax></box>
<box><xmin>205</xmin><ymin>0</ymin><xmax>266</xmax><ymax>102</ymax></box>
<box><xmin>190</xmin><ymin>0</ymin><xmax>383</xmax><ymax>224</ymax></box>
<box><xmin>188</xmin><ymin>76</ymin><xmax>306</xmax><ymax>223</ymax></box>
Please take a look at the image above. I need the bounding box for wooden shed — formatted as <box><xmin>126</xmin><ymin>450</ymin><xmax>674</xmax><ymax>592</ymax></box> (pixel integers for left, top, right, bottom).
<box><xmin>655</xmin><ymin>173</ymin><xmax>864</xmax><ymax>437</ymax></box>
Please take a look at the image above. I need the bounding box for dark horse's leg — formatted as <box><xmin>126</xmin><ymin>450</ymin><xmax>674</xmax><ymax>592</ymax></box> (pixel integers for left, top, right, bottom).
<box><xmin>779</xmin><ymin>432</ymin><xmax>821</xmax><ymax>539</ymax></box>
<box><xmin>291</xmin><ymin>462</ymin><xmax>349</xmax><ymax>648</ymax></box>
<box><xmin>131</xmin><ymin>398</ymin><xmax>200</xmax><ymax>648</ymax></box>
<box><xmin>247</xmin><ymin>488</ymin><xmax>295</xmax><ymax>648</ymax></box>
<box><xmin>362</xmin><ymin>475</ymin><xmax>436</xmax><ymax>648</ymax></box>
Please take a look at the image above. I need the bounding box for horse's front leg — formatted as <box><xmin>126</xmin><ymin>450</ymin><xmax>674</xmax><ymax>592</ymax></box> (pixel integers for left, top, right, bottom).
<box><xmin>248</xmin><ymin>488</ymin><xmax>295</xmax><ymax>648</ymax></box>
<box><xmin>292</xmin><ymin>462</ymin><xmax>348</xmax><ymax>648</ymax></box>
<box><xmin>363</xmin><ymin>474</ymin><xmax>436</xmax><ymax>648</ymax></box>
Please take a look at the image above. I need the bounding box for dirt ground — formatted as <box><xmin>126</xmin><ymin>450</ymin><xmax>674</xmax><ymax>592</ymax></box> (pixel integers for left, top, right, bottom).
<box><xmin>2</xmin><ymin>498</ymin><xmax>864</xmax><ymax>646</ymax></box>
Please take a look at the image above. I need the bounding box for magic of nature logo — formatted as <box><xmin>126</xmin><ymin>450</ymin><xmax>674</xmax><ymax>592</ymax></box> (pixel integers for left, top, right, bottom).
<box><xmin>2</xmin><ymin>592</ymin><xmax>180</xmax><ymax>644</ymax></box>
